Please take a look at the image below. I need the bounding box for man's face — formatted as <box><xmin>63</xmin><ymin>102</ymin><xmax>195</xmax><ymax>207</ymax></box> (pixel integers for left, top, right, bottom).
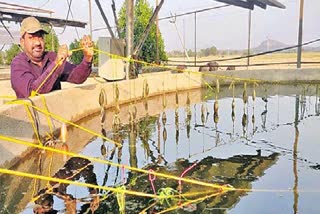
<box><xmin>20</xmin><ymin>31</ymin><xmax>45</xmax><ymax>63</ymax></box>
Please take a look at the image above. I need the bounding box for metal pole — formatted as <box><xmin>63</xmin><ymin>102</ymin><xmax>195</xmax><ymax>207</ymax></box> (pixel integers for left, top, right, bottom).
<box><xmin>133</xmin><ymin>0</ymin><xmax>164</xmax><ymax>56</ymax></box>
<box><xmin>183</xmin><ymin>19</ymin><xmax>186</xmax><ymax>61</ymax></box>
<box><xmin>247</xmin><ymin>9</ymin><xmax>252</xmax><ymax>68</ymax></box>
<box><xmin>156</xmin><ymin>0</ymin><xmax>159</xmax><ymax>64</ymax></box>
<box><xmin>172</xmin><ymin>21</ymin><xmax>190</xmax><ymax>60</ymax></box>
<box><xmin>297</xmin><ymin>0</ymin><xmax>304</xmax><ymax>68</ymax></box>
<box><xmin>194</xmin><ymin>12</ymin><xmax>197</xmax><ymax>66</ymax></box>
<box><xmin>95</xmin><ymin>0</ymin><xmax>115</xmax><ymax>38</ymax></box>
<box><xmin>88</xmin><ymin>0</ymin><xmax>92</xmax><ymax>38</ymax></box>
<box><xmin>126</xmin><ymin>0</ymin><xmax>134</xmax><ymax>80</ymax></box>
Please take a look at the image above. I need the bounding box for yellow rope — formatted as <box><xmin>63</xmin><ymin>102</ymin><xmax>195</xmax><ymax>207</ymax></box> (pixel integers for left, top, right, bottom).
<box><xmin>6</xmin><ymin>99</ymin><xmax>122</xmax><ymax>147</ymax></box>
<box><xmin>31</xmin><ymin>162</ymin><xmax>93</xmax><ymax>203</ymax></box>
<box><xmin>33</xmin><ymin>47</ymin><xmax>84</xmax><ymax>95</ymax></box>
<box><xmin>33</xmin><ymin>62</ymin><xmax>61</xmax><ymax>95</ymax></box>
<box><xmin>92</xmin><ymin>48</ymin><xmax>267</xmax><ymax>84</ymax></box>
<box><xmin>23</xmin><ymin>104</ymin><xmax>42</xmax><ymax>145</ymax></box>
<box><xmin>157</xmin><ymin>191</ymin><xmax>227</xmax><ymax>214</ymax></box>
<box><xmin>0</xmin><ymin>134</ymin><xmax>233</xmax><ymax>191</ymax></box>
<box><xmin>40</xmin><ymin>94</ymin><xmax>55</xmax><ymax>137</ymax></box>
<box><xmin>0</xmin><ymin>168</ymin><xmax>161</xmax><ymax>199</ymax></box>
<box><xmin>0</xmin><ymin>166</ymin><xmax>225</xmax><ymax>205</ymax></box>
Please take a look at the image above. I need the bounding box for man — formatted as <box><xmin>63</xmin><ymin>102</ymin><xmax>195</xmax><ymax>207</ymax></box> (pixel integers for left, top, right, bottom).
<box><xmin>11</xmin><ymin>16</ymin><xmax>94</xmax><ymax>98</ymax></box>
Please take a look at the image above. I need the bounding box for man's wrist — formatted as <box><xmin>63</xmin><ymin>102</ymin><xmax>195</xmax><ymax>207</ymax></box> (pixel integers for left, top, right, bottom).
<box><xmin>84</xmin><ymin>56</ymin><xmax>93</xmax><ymax>63</ymax></box>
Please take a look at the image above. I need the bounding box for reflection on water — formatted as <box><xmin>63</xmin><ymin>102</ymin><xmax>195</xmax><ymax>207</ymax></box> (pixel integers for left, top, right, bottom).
<box><xmin>2</xmin><ymin>84</ymin><xmax>320</xmax><ymax>213</ymax></box>
<box><xmin>33</xmin><ymin>157</ymin><xmax>100</xmax><ymax>213</ymax></box>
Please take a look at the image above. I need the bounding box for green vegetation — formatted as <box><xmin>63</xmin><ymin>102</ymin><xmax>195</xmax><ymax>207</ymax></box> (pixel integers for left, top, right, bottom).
<box><xmin>168</xmin><ymin>45</ymin><xmax>218</xmax><ymax>58</ymax></box>
<box><xmin>118</xmin><ymin>0</ymin><xmax>167</xmax><ymax>63</ymax></box>
<box><xmin>69</xmin><ymin>39</ymin><xmax>99</xmax><ymax>66</ymax></box>
<box><xmin>44</xmin><ymin>26</ymin><xmax>59</xmax><ymax>52</ymax></box>
<box><xmin>5</xmin><ymin>44</ymin><xmax>21</xmax><ymax>65</ymax></box>
<box><xmin>69</xmin><ymin>39</ymin><xmax>82</xmax><ymax>65</ymax></box>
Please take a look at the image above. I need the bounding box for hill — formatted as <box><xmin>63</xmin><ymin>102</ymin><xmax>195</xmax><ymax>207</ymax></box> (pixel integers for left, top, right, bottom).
<box><xmin>252</xmin><ymin>39</ymin><xmax>320</xmax><ymax>53</ymax></box>
<box><xmin>252</xmin><ymin>39</ymin><xmax>289</xmax><ymax>53</ymax></box>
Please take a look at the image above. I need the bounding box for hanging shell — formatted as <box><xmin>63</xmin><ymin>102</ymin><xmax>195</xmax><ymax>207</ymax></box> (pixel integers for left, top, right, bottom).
<box><xmin>129</xmin><ymin>111</ymin><xmax>133</xmax><ymax>124</ymax></box>
<box><xmin>101</xmin><ymin>128</ymin><xmax>107</xmax><ymax>137</ymax></box>
<box><xmin>186</xmin><ymin>106</ymin><xmax>192</xmax><ymax>118</ymax></box>
<box><xmin>99</xmin><ymin>88</ymin><xmax>107</xmax><ymax>107</ymax></box>
<box><xmin>242</xmin><ymin>113</ymin><xmax>247</xmax><ymax>128</ymax></box>
<box><xmin>115</xmin><ymin>84</ymin><xmax>120</xmax><ymax>100</ymax></box>
<box><xmin>187</xmin><ymin>123</ymin><xmax>191</xmax><ymax>139</ymax></box>
<box><xmin>214</xmin><ymin>100</ymin><xmax>219</xmax><ymax>113</ymax></box>
<box><xmin>132</xmin><ymin>106</ymin><xmax>137</xmax><ymax>119</ymax></box>
<box><xmin>243</xmin><ymin>83</ymin><xmax>248</xmax><ymax>105</ymax></box>
<box><xmin>232</xmin><ymin>99</ymin><xmax>235</xmax><ymax>110</ymax></box>
<box><xmin>201</xmin><ymin>111</ymin><xmax>205</xmax><ymax>125</ymax></box>
<box><xmin>175</xmin><ymin>92</ymin><xmax>179</xmax><ymax>106</ymax></box>
<box><xmin>101</xmin><ymin>143</ymin><xmax>107</xmax><ymax>157</ymax></box>
<box><xmin>214</xmin><ymin>112</ymin><xmax>219</xmax><ymax>124</ymax></box>
<box><xmin>186</xmin><ymin>93</ymin><xmax>191</xmax><ymax>105</ymax></box>
<box><xmin>60</xmin><ymin>123</ymin><xmax>67</xmax><ymax>143</ymax></box>
<box><xmin>113</xmin><ymin>115</ymin><xmax>121</xmax><ymax>130</ymax></box>
<box><xmin>175</xmin><ymin>109</ymin><xmax>179</xmax><ymax>129</ymax></box>
<box><xmin>142</xmin><ymin>79</ymin><xmax>149</xmax><ymax>98</ymax></box>
<box><xmin>115</xmin><ymin>103</ymin><xmax>120</xmax><ymax>114</ymax></box>
<box><xmin>176</xmin><ymin>129</ymin><xmax>179</xmax><ymax>144</ymax></box>
<box><xmin>231</xmin><ymin>110</ymin><xmax>235</xmax><ymax>122</ymax></box>
<box><xmin>162</xmin><ymin>111</ymin><xmax>167</xmax><ymax>125</ymax></box>
<box><xmin>144</xmin><ymin>100</ymin><xmax>148</xmax><ymax>112</ymax></box>
<box><xmin>162</xmin><ymin>94</ymin><xmax>167</xmax><ymax>109</ymax></box>
<box><xmin>61</xmin><ymin>143</ymin><xmax>69</xmax><ymax>162</ymax></box>
<box><xmin>163</xmin><ymin>127</ymin><xmax>167</xmax><ymax>142</ymax></box>
<box><xmin>145</xmin><ymin>82</ymin><xmax>149</xmax><ymax>97</ymax></box>
<box><xmin>100</xmin><ymin>107</ymin><xmax>106</xmax><ymax>124</ymax></box>
<box><xmin>201</xmin><ymin>103</ymin><xmax>206</xmax><ymax>115</ymax></box>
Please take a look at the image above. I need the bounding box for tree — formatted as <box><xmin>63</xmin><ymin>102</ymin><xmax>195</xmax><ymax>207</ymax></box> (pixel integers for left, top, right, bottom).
<box><xmin>118</xmin><ymin>0</ymin><xmax>167</xmax><ymax>63</ymax></box>
<box><xmin>69</xmin><ymin>39</ymin><xmax>83</xmax><ymax>65</ymax></box>
<box><xmin>43</xmin><ymin>26</ymin><xmax>59</xmax><ymax>52</ymax></box>
<box><xmin>69</xmin><ymin>39</ymin><xmax>99</xmax><ymax>66</ymax></box>
<box><xmin>5</xmin><ymin>44</ymin><xmax>21</xmax><ymax>65</ymax></box>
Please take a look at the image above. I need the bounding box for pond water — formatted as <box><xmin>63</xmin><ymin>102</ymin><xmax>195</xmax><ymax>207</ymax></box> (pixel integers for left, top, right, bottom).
<box><xmin>18</xmin><ymin>84</ymin><xmax>320</xmax><ymax>213</ymax></box>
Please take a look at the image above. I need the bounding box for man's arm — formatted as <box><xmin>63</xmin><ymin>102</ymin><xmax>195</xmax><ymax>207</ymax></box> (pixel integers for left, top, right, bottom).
<box><xmin>11</xmin><ymin>55</ymin><xmax>65</xmax><ymax>98</ymax></box>
<box><xmin>60</xmin><ymin>59</ymin><xmax>92</xmax><ymax>84</ymax></box>
<box><xmin>60</xmin><ymin>35</ymin><xmax>93</xmax><ymax>84</ymax></box>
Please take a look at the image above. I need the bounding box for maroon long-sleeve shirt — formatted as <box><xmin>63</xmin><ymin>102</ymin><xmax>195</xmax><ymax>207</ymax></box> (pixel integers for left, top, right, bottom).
<box><xmin>11</xmin><ymin>51</ymin><xmax>92</xmax><ymax>98</ymax></box>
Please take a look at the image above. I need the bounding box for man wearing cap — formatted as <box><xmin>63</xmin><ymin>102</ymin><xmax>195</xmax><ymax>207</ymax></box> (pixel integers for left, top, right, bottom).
<box><xmin>11</xmin><ymin>16</ymin><xmax>93</xmax><ymax>98</ymax></box>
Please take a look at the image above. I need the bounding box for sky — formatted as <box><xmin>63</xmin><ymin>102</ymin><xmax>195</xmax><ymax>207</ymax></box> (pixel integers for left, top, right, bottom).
<box><xmin>3</xmin><ymin>0</ymin><xmax>320</xmax><ymax>51</ymax></box>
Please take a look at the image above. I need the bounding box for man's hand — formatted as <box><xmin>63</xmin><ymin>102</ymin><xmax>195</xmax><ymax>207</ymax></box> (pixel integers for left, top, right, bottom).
<box><xmin>55</xmin><ymin>44</ymin><xmax>69</xmax><ymax>65</ymax></box>
<box><xmin>81</xmin><ymin>35</ymin><xmax>94</xmax><ymax>63</ymax></box>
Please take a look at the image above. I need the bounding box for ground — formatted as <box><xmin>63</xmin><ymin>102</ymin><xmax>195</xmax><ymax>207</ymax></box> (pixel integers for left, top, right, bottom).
<box><xmin>169</xmin><ymin>52</ymin><xmax>320</xmax><ymax>70</ymax></box>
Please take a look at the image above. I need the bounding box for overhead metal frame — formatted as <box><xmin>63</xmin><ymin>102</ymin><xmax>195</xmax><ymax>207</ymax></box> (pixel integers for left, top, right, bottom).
<box><xmin>0</xmin><ymin>10</ymin><xmax>87</xmax><ymax>28</ymax></box>
<box><xmin>215</xmin><ymin>0</ymin><xmax>285</xmax><ymax>10</ymax></box>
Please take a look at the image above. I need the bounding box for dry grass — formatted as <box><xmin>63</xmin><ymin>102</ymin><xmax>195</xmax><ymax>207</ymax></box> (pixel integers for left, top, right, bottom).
<box><xmin>169</xmin><ymin>52</ymin><xmax>320</xmax><ymax>70</ymax></box>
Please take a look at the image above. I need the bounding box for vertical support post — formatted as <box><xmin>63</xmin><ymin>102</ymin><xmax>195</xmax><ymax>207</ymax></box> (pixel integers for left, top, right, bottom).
<box><xmin>155</xmin><ymin>0</ymin><xmax>159</xmax><ymax>64</ymax></box>
<box><xmin>126</xmin><ymin>0</ymin><xmax>134</xmax><ymax>79</ymax></box>
<box><xmin>297</xmin><ymin>0</ymin><xmax>304</xmax><ymax>68</ymax></box>
<box><xmin>194</xmin><ymin>12</ymin><xmax>197</xmax><ymax>66</ymax></box>
<box><xmin>247</xmin><ymin>9</ymin><xmax>252</xmax><ymax>68</ymax></box>
<box><xmin>88</xmin><ymin>0</ymin><xmax>93</xmax><ymax>38</ymax></box>
<box><xmin>183</xmin><ymin>19</ymin><xmax>186</xmax><ymax>61</ymax></box>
